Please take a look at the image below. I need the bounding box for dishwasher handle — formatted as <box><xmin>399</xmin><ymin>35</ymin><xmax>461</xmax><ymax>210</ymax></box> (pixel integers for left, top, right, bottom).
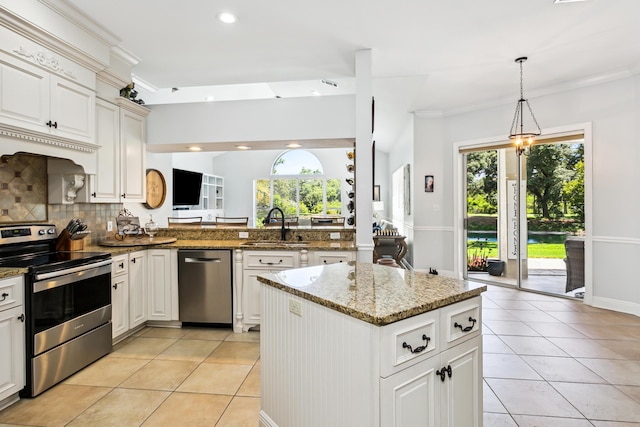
<box><xmin>184</xmin><ymin>257</ymin><xmax>223</xmax><ymax>263</ymax></box>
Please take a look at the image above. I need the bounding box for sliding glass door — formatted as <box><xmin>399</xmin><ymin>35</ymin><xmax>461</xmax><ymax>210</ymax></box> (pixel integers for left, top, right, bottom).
<box><xmin>462</xmin><ymin>139</ymin><xmax>584</xmax><ymax>298</ymax></box>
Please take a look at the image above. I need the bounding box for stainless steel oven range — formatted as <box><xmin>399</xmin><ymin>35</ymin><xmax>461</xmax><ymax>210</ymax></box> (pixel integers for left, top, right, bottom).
<box><xmin>0</xmin><ymin>224</ymin><xmax>112</xmax><ymax>397</ymax></box>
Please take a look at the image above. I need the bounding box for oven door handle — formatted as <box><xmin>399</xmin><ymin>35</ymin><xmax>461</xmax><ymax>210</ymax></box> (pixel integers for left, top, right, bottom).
<box><xmin>33</xmin><ymin>260</ymin><xmax>112</xmax><ymax>292</ymax></box>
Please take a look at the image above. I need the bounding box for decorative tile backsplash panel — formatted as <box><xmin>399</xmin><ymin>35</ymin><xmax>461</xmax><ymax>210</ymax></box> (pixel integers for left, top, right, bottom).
<box><xmin>0</xmin><ymin>153</ymin><xmax>47</xmax><ymax>221</ymax></box>
<box><xmin>0</xmin><ymin>153</ymin><xmax>122</xmax><ymax>243</ymax></box>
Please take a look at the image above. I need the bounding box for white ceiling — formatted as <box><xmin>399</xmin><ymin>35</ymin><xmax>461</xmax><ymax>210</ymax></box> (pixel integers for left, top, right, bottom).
<box><xmin>66</xmin><ymin>0</ymin><xmax>640</xmax><ymax>153</ymax></box>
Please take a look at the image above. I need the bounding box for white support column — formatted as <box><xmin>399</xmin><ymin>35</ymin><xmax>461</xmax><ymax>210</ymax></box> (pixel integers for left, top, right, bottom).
<box><xmin>354</xmin><ymin>49</ymin><xmax>374</xmax><ymax>262</ymax></box>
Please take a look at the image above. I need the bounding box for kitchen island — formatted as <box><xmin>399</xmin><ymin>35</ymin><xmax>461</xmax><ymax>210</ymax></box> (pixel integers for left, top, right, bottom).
<box><xmin>257</xmin><ymin>262</ymin><xmax>486</xmax><ymax>427</ymax></box>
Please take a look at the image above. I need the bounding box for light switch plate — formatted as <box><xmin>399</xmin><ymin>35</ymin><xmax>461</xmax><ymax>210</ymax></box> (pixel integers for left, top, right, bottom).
<box><xmin>330</xmin><ymin>232</ymin><xmax>341</xmax><ymax>239</ymax></box>
<box><xmin>239</xmin><ymin>231</ymin><xmax>249</xmax><ymax>238</ymax></box>
<box><xmin>107</xmin><ymin>221</ymin><xmax>113</xmax><ymax>232</ymax></box>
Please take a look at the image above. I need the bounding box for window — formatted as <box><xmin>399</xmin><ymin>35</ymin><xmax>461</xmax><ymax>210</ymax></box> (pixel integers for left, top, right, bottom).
<box><xmin>255</xmin><ymin>150</ymin><xmax>341</xmax><ymax>226</ymax></box>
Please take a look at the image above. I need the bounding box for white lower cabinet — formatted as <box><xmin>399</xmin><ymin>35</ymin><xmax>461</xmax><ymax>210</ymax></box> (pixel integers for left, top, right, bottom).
<box><xmin>260</xmin><ymin>286</ymin><xmax>483</xmax><ymax>427</ymax></box>
<box><xmin>241</xmin><ymin>251</ymin><xmax>299</xmax><ymax>331</ymax></box>
<box><xmin>147</xmin><ymin>249</ymin><xmax>173</xmax><ymax>322</ymax></box>
<box><xmin>110</xmin><ymin>271</ymin><xmax>129</xmax><ymax>339</ymax></box>
<box><xmin>111</xmin><ymin>249</ymin><xmax>175</xmax><ymax>339</ymax></box>
<box><xmin>128</xmin><ymin>251</ymin><xmax>147</xmax><ymax>329</ymax></box>
<box><xmin>0</xmin><ymin>276</ymin><xmax>25</xmax><ymax>408</ymax></box>
<box><xmin>381</xmin><ymin>336</ymin><xmax>482</xmax><ymax>427</ymax></box>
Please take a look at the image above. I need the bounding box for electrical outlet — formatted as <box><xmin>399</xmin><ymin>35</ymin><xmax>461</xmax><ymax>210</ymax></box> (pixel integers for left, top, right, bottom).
<box><xmin>239</xmin><ymin>231</ymin><xmax>249</xmax><ymax>239</ymax></box>
<box><xmin>289</xmin><ymin>298</ymin><xmax>302</xmax><ymax>316</ymax></box>
<box><xmin>330</xmin><ymin>232</ymin><xmax>341</xmax><ymax>240</ymax></box>
<box><xmin>107</xmin><ymin>221</ymin><xmax>113</xmax><ymax>232</ymax></box>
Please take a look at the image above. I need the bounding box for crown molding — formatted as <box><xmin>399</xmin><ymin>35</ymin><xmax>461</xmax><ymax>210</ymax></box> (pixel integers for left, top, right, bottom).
<box><xmin>0</xmin><ymin>5</ymin><xmax>108</xmax><ymax>73</ymax></box>
<box><xmin>0</xmin><ymin>123</ymin><xmax>99</xmax><ymax>153</ymax></box>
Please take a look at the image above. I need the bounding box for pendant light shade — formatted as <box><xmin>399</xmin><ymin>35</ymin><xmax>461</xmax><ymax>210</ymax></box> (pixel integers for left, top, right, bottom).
<box><xmin>509</xmin><ymin>57</ymin><xmax>541</xmax><ymax>156</ymax></box>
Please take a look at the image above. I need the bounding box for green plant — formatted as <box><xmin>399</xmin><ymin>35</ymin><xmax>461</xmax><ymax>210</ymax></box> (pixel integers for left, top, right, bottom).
<box><xmin>467</xmin><ymin>239</ymin><xmax>489</xmax><ymax>271</ymax></box>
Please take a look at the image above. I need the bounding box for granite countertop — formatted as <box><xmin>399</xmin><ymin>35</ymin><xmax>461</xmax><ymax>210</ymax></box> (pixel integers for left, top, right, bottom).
<box><xmin>0</xmin><ymin>267</ymin><xmax>28</xmax><ymax>279</ymax></box>
<box><xmin>257</xmin><ymin>262</ymin><xmax>486</xmax><ymax>326</ymax></box>
<box><xmin>85</xmin><ymin>239</ymin><xmax>356</xmax><ymax>256</ymax></box>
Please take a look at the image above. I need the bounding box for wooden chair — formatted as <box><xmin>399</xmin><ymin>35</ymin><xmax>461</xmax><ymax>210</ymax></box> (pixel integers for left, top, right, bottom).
<box><xmin>264</xmin><ymin>216</ymin><xmax>299</xmax><ymax>227</ymax></box>
<box><xmin>167</xmin><ymin>216</ymin><xmax>202</xmax><ymax>227</ymax></box>
<box><xmin>215</xmin><ymin>216</ymin><xmax>249</xmax><ymax>228</ymax></box>
<box><xmin>310</xmin><ymin>216</ymin><xmax>345</xmax><ymax>226</ymax></box>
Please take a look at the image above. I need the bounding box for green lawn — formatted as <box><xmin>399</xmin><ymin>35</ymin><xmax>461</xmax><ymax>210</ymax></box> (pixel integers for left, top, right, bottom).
<box><xmin>467</xmin><ymin>241</ymin><xmax>565</xmax><ymax>260</ymax></box>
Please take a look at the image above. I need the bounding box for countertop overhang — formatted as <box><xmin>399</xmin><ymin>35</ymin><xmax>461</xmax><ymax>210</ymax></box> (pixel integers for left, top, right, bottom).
<box><xmin>257</xmin><ymin>262</ymin><xmax>486</xmax><ymax>326</ymax></box>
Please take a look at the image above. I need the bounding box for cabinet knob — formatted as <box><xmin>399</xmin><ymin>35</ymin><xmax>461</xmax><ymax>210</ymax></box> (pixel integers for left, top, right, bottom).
<box><xmin>113</xmin><ymin>283</ymin><xmax>118</xmax><ymax>289</ymax></box>
<box><xmin>119</xmin><ymin>262</ymin><xmax>124</xmax><ymax>269</ymax></box>
<box><xmin>121</xmin><ymin>193</ymin><xmax>126</xmax><ymax>198</ymax></box>
<box><xmin>91</xmin><ymin>192</ymin><xmax>96</xmax><ymax>198</ymax></box>
<box><xmin>17</xmin><ymin>314</ymin><xmax>25</xmax><ymax>322</ymax></box>
<box><xmin>131</xmin><ymin>258</ymin><xmax>136</xmax><ymax>264</ymax></box>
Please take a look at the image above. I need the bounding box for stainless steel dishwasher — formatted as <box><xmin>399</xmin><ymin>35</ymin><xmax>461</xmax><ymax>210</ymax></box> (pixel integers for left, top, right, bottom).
<box><xmin>178</xmin><ymin>249</ymin><xmax>232</xmax><ymax>324</ymax></box>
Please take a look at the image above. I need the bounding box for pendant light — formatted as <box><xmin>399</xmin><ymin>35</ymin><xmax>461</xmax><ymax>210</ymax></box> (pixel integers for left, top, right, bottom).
<box><xmin>509</xmin><ymin>57</ymin><xmax>541</xmax><ymax>156</ymax></box>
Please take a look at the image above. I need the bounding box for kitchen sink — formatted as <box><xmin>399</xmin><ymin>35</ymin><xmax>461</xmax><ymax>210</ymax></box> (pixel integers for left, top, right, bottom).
<box><xmin>240</xmin><ymin>241</ymin><xmax>310</xmax><ymax>248</ymax></box>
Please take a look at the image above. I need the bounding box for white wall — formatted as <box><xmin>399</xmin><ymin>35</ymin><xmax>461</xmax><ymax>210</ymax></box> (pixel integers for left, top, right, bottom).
<box><xmin>411</xmin><ymin>74</ymin><xmax>640</xmax><ymax>315</ymax></box>
<box><xmin>146</xmin><ymin>95</ymin><xmax>355</xmax><ymax>145</ymax></box>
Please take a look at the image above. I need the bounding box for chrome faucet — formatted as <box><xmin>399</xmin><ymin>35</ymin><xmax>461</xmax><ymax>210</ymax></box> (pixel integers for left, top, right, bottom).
<box><xmin>264</xmin><ymin>207</ymin><xmax>287</xmax><ymax>241</ymax></box>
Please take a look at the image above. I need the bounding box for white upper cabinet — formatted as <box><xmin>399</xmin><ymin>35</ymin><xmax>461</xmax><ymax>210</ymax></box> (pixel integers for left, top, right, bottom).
<box><xmin>90</xmin><ymin>97</ymin><xmax>149</xmax><ymax>203</ymax></box>
<box><xmin>119</xmin><ymin>100</ymin><xmax>148</xmax><ymax>202</ymax></box>
<box><xmin>92</xmin><ymin>98</ymin><xmax>120</xmax><ymax>201</ymax></box>
<box><xmin>0</xmin><ymin>51</ymin><xmax>95</xmax><ymax>145</ymax></box>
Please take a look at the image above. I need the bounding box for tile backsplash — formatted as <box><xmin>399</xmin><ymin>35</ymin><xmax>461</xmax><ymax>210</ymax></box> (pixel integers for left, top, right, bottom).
<box><xmin>48</xmin><ymin>203</ymin><xmax>123</xmax><ymax>244</ymax></box>
<box><xmin>0</xmin><ymin>153</ymin><xmax>47</xmax><ymax>221</ymax></box>
<box><xmin>0</xmin><ymin>153</ymin><xmax>122</xmax><ymax>244</ymax></box>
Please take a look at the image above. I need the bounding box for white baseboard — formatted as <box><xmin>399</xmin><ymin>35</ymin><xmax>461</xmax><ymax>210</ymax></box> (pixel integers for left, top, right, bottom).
<box><xmin>259</xmin><ymin>410</ymin><xmax>278</xmax><ymax>427</ymax></box>
<box><xmin>591</xmin><ymin>296</ymin><xmax>640</xmax><ymax>317</ymax></box>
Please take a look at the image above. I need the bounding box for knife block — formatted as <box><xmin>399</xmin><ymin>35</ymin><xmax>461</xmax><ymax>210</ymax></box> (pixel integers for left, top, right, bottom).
<box><xmin>56</xmin><ymin>229</ymin><xmax>85</xmax><ymax>251</ymax></box>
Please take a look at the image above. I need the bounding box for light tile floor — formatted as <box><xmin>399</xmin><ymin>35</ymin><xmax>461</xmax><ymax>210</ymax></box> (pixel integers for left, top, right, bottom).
<box><xmin>1</xmin><ymin>284</ymin><xmax>639</xmax><ymax>426</ymax></box>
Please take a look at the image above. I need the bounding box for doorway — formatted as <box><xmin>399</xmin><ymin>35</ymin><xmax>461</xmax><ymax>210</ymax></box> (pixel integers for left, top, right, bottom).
<box><xmin>462</xmin><ymin>137</ymin><xmax>585</xmax><ymax>298</ymax></box>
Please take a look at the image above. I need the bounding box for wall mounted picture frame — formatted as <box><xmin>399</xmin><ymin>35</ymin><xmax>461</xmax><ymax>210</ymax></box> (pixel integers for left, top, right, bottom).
<box><xmin>425</xmin><ymin>175</ymin><xmax>434</xmax><ymax>193</ymax></box>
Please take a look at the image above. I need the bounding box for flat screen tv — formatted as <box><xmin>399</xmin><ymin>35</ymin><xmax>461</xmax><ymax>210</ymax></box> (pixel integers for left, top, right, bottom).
<box><xmin>173</xmin><ymin>168</ymin><xmax>203</xmax><ymax>206</ymax></box>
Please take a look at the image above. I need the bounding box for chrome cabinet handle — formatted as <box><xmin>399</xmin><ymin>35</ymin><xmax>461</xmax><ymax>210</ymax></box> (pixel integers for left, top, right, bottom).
<box><xmin>402</xmin><ymin>334</ymin><xmax>431</xmax><ymax>354</ymax></box>
<box><xmin>454</xmin><ymin>317</ymin><xmax>477</xmax><ymax>333</ymax></box>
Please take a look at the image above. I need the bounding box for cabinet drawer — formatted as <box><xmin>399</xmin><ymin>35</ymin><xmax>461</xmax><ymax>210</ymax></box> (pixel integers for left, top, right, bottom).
<box><xmin>440</xmin><ymin>296</ymin><xmax>481</xmax><ymax>350</ymax></box>
<box><xmin>314</xmin><ymin>251</ymin><xmax>354</xmax><ymax>265</ymax></box>
<box><xmin>244</xmin><ymin>252</ymin><xmax>298</xmax><ymax>269</ymax></box>
<box><xmin>0</xmin><ymin>276</ymin><xmax>23</xmax><ymax>311</ymax></box>
<box><xmin>380</xmin><ymin>309</ymin><xmax>439</xmax><ymax>378</ymax></box>
<box><xmin>111</xmin><ymin>254</ymin><xmax>129</xmax><ymax>276</ymax></box>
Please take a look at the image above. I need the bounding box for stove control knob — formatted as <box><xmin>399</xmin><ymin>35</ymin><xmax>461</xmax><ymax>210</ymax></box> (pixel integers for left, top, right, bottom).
<box><xmin>38</xmin><ymin>229</ymin><xmax>46</xmax><ymax>235</ymax></box>
<box><xmin>47</xmin><ymin>229</ymin><xmax>56</xmax><ymax>234</ymax></box>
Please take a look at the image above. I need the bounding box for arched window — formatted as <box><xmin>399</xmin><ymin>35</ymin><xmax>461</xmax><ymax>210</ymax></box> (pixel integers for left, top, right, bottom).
<box><xmin>271</xmin><ymin>150</ymin><xmax>323</xmax><ymax>175</ymax></box>
<box><xmin>255</xmin><ymin>150</ymin><xmax>341</xmax><ymax>226</ymax></box>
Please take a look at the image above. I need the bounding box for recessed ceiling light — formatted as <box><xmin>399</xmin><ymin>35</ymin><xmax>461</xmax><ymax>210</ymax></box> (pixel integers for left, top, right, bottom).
<box><xmin>204</xmin><ymin>96</ymin><xmax>215</xmax><ymax>102</ymax></box>
<box><xmin>188</xmin><ymin>146</ymin><xmax>202</xmax><ymax>151</ymax></box>
<box><xmin>218</xmin><ymin>12</ymin><xmax>237</xmax><ymax>24</ymax></box>
<box><xmin>236</xmin><ymin>145</ymin><xmax>251</xmax><ymax>150</ymax></box>
<box><xmin>287</xmin><ymin>143</ymin><xmax>302</xmax><ymax>148</ymax></box>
